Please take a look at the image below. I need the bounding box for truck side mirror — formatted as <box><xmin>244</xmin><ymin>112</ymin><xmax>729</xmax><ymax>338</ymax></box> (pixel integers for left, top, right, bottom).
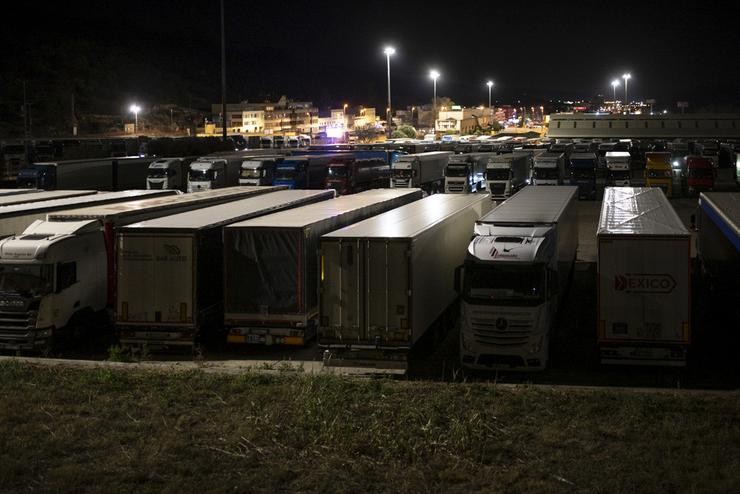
<box><xmin>454</xmin><ymin>265</ymin><xmax>463</xmax><ymax>294</ymax></box>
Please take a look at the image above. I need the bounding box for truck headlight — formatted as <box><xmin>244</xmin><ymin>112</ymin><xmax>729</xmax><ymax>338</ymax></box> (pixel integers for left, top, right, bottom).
<box><xmin>530</xmin><ymin>336</ymin><xmax>544</xmax><ymax>354</ymax></box>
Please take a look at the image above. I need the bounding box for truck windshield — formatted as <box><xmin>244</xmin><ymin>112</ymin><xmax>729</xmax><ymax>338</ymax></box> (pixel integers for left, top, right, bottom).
<box><xmin>446</xmin><ymin>165</ymin><xmax>469</xmax><ymax>177</ymax></box>
<box><xmin>533</xmin><ymin>168</ymin><xmax>559</xmax><ymax>179</ymax></box>
<box><xmin>274</xmin><ymin>169</ymin><xmax>296</xmax><ymax>181</ymax></box>
<box><xmin>572</xmin><ymin>169</ymin><xmax>595</xmax><ymax>180</ymax></box>
<box><xmin>464</xmin><ymin>264</ymin><xmax>545</xmax><ymax>306</ymax></box>
<box><xmin>392</xmin><ymin>168</ymin><xmax>413</xmax><ymax>178</ymax></box>
<box><xmin>487</xmin><ymin>169</ymin><xmax>511</xmax><ymax>180</ymax></box>
<box><xmin>188</xmin><ymin>169</ymin><xmax>215</xmax><ymax>181</ymax></box>
<box><xmin>148</xmin><ymin>169</ymin><xmax>176</xmax><ymax>178</ymax></box>
<box><xmin>328</xmin><ymin>166</ymin><xmax>348</xmax><ymax>177</ymax></box>
<box><xmin>241</xmin><ymin>168</ymin><xmax>262</xmax><ymax>178</ymax></box>
<box><xmin>0</xmin><ymin>264</ymin><xmax>53</xmax><ymax>297</ymax></box>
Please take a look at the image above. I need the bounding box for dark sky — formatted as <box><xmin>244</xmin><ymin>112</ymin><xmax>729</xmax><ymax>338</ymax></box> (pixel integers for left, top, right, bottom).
<box><xmin>5</xmin><ymin>0</ymin><xmax>740</xmax><ymax>112</ymax></box>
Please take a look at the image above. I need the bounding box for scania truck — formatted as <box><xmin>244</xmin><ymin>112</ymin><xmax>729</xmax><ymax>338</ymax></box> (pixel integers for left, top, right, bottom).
<box><xmin>458</xmin><ymin>186</ymin><xmax>578</xmax><ymax>371</ymax></box>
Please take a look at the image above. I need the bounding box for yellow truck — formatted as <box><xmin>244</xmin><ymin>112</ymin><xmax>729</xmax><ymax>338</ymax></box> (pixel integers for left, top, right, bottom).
<box><xmin>645</xmin><ymin>151</ymin><xmax>673</xmax><ymax>197</ymax></box>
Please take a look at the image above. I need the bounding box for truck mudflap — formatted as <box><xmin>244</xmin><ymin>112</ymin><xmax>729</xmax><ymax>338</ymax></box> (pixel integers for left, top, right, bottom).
<box><xmin>226</xmin><ymin>325</ymin><xmax>314</xmax><ymax>346</ymax></box>
<box><xmin>320</xmin><ymin>345</ymin><xmax>409</xmax><ymax>372</ymax></box>
<box><xmin>600</xmin><ymin>345</ymin><xmax>687</xmax><ymax>367</ymax></box>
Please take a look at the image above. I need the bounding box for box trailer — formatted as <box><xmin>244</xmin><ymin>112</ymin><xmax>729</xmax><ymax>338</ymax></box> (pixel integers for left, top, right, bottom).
<box><xmin>0</xmin><ymin>189</ymin><xmax>177</xmax><ymax>237</ymax></box>
<box><xmin>16</xmin><ymin>157</ymin><xmax>156</xmax><ymax>191</ymax></box>
<box><xmin>0</xmin><ymin>187</ymin><xmax>282</xmax><ymax>351</ymax></box>
<box><xmin>391</xmin><ymin>151</ymin><xmax>451</xmax><ymax>193</ymax></box>
<box><xmin>597</xmin><ymin>187</ymin><xmax>691</xmax><ymax>366</ymax></box>
<box><xmin>459</xmin><ymin>186</ymin><xmax>578</xmax><ymax>370</ymax></box>
<box><xmin>0</xmin><ymin>189</ymin><xmax>38</xmax><ymax>197</ymax></box>
<box><xmin>115</xmin><ymin>189</ymin><xmax>336</xmax><ymax>348</ymax></box>
<box><xmin>223</xmin><ymin>188</ymin><xmax>424</xmax><ymax>346</ymax></box>
<box><xmin>0</xmin><ymin>189</ymin><xmax>96</xmax><ymax>207</ymax></box>
<box><xmin>319</xmin><ymin>193</ymin><xmax>493</xmax><ymax>366</ymax></box>
<box><xmin>697</xmin><ymin>192</ymin><xmax>739</xmax><ymax>296</ymax></box>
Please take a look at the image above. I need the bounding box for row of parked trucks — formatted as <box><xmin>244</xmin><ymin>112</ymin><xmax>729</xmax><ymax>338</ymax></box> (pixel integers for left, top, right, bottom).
<box><xmin>0</xmin><ymin>182</ymin><xmax>732</xmax><ymax>370</ymax></box>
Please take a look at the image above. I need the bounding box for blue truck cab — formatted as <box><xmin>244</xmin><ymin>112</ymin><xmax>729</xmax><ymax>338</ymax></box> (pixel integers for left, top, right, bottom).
<box><xmin>569</xmin><ymin>152</ymin><xmax>597</xmax><ymax>200</ymax></box>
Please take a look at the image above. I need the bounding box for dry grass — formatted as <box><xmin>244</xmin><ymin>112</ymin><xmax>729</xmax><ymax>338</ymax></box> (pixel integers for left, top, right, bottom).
<box><xmin>1</xmin><ymin>361</ymin><xmax>738</xmax><ymax>493</ymax></box>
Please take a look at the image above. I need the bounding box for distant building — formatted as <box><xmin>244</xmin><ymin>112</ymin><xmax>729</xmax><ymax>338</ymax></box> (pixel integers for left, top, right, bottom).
<box><xmin>548</xmin><ymin>113</ymin><xmax>740</xmax><ymax>138</ymax></box>
<box><xmin>435</xmin><ymin>107</ymin><xmax>491</xmax><ymax>133</ymax></box>
<box><xmin>210</xmin><ymin>95</ymin><xmax>317</xmax><ymax>134</ymax></box>
<box><xmin>353</xmin><ymin>107</ymin><xmax>377</xmax><ymax>129</ymax></box>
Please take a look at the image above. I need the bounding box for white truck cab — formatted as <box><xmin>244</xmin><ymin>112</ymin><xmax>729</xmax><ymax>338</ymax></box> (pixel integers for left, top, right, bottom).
<box><xmin>239</xmin><ymin>157</ymin><xmax>279</xmax><ymax>186</ymax></box>
<box><xmin>187</xmin><ymin>158</ymin><xmax>226</xmax><ymax>192</ymax></box>
<box><xmin>146</xmin><ymin>158</ymin><xmax>187</xmax><ymax>191</ymax></box>
<box><xmin>0</xmin><ymin>219</ymin><xmax>106</xmax><ymax>351</ymax></box>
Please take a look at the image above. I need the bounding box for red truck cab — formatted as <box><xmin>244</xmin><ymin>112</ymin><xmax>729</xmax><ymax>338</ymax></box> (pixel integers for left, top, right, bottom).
<box><xmin>685</xmin><ymin>156</ymin><xmax>715</xmax><ymax>195</ymax></box>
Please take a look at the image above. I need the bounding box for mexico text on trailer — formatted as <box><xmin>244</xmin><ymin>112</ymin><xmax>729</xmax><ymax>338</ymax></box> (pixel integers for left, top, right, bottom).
<box><xmin>223</xmin><ymin>189</ymin><xmax>423</xmax><ymax>346</ymax></box>
<box><xmin>319</xmin><ymin>193</ymin><xmax>493</xmax><ymax>368</ymax></box>
<box><xmin>115</xmin><ymin>189</ymin><xmax>335</xmax><ymax>348</ymax></box>
<box><xmin>597</xmin><ymin>187</ymin><xmax>691</xmax><ymax>366</ymax></box>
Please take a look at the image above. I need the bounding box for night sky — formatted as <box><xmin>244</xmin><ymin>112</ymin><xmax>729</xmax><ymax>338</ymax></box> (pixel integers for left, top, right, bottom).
<box><xmin>4</xmin><ymin>0</ymin><xmax>740</xmax><ymax>114</ymax></box>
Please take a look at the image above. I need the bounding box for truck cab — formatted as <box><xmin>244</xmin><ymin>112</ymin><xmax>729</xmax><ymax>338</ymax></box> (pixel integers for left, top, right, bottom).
<box><xmin>532</xmin><ymin>152</ymin><xmax>564</xmax><ymax>186</ymax></box>
<box><xmin>240</xmin><ymin>157</ymin><xmax>280</xmax><ymax>186</ymax></box>
<box><xmin>644</xmin><ymin>151</ymin><xmax>673</xmax><ymax>197</ymax></box>
<box><xmin>444</xmin><ymin>155</ymin><xmax>486</xmax><ymax>193</ymax></box>
<box><xmin>16</xmin><ymin>164</ymin><xmax>54</xmax><ymax>189</ymax></box>
<box><xmin>486</xmin><ymin>155</ymin><xmax>529</xmax><ymax>200</ymax></box>
<box><xmin>146</xmin><ymin>158</ymin><xmax>188</xmax><ymax>191</ymax></box>
<box><xmin>605</xmin><ymin>151</ymin><xmax>631</xmax><ymax>187</ymax></box>
<box><xmin>260</xmin><ymin>136</ymin><xmax>274</xmax><ymax>149</ymax></box>
<box><xmin>684</xmin><ymin>156</ymin><xmax>715</xmax><ymax>195</ymax></box>
<box><xmin>0</xmin><ymin>219</ymin><xmax>106</xmax><ymax>351</ymax></box>
<box><xmin>187</xmin><ymin>158</ymin><xmax>226</xmax><ymax>192</ymax></box>
<box><xmin>568</xmin><ymin>153</ymin><xmax>597</xmax><ymax>200</ymax></box>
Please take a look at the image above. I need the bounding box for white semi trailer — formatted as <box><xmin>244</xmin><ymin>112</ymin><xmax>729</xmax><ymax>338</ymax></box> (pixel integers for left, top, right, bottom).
<box><xmin>319</xmin><ymin>193</ymin><xmax>493</xmax><ymax>367</ymax></box>
<box><xmin>0</xmin><ymin>187</ymin><xmax>282</xmax><ymax>351</ymax></box>
<box><xmin>115</xmin><ymin>189</ymin><xmax>335</xmax><ymax>348</ymax></box>
<box><xmin>597</xmin><ymin>187</ymin><xmax>691</xmax><ymax>366</ymax></box>
<box><xmin>458</xmin><ymin>186</ymin><xmax>578</xmax><ymax>371</ymax></box>
<box><xmin>0</xmin><ymin>190</ymin><xmax>96</xmax><ymax>207</ymax></box>
<box><xmin>222</xmin><ymin>189</ymin><xmax>423</xmax><ymax>346</ymax></box>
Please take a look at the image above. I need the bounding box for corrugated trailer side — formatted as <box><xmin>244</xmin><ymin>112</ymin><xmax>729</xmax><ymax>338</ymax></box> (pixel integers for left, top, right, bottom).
<box><xmin>597</xmin><ymin>187</ymin><xmax>691</xmax><ymax>366</ymax></box>
<box><xmin>319</xmin><ymin>194</ymin><xmax>493</xmax><ymax>358</ymax></box>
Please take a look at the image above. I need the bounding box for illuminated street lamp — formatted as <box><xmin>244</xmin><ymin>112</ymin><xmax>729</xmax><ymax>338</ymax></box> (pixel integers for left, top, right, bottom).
<box><xmin>129</xmin><ymin>104</ymin><xmax>141</xmax><ymax>133</ymax></box>
<box><xmin>430</xmin><ymin>69</ymin><xmax>440</xmax><ymax>129</ymax></box>
<box><xmin>622</xmin><ymin>73</ymin><xmax>631</xmax><ymax>110</ymax></box>
<box><xmin>611</xmin><ymin>79</ymin><xmax>620</xmax><ymax>106</ymax></box>
<box><xmin>486</xmin><ymin>80</ymin><xmax>494</xmax><ymax>122</ymax></box>
<box><xmin>383</xmin><ymin>46</ymin><xmax>395</xmax><ymax>138</ymax></box>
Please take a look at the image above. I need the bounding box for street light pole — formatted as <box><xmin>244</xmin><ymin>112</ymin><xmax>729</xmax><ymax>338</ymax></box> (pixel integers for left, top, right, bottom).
<box><xmin>129</xmin><ymin>104</ymin><xmax>141</xmax><ymax>133</ymax></box>
<box><xmin>486</xmin><ymin>80</ymin><xmax>494</xmax><ymax>125</ymax></box>
<box><xmin>622</xmin><ymin>73</ymin><xmax>631</xmax><ymax>112</ymax></box>
<box><xmin>220</xmin><ymin>0</ymin><xmax>227</xmax><ymax>141</ymax></box>
<box><xmin>384</xmin><ymin>46</ymin><xmax>395</xmax><ymax>139</ymax></box>
<box><xmin>430</xmin><ymin>70</ymin><xmax>440</xmax><ymax>132</ymax></box>
<box><xmin>611</xmin><ymin>79</ymin><xmax>620</xmax><ymax>110</ymax></box>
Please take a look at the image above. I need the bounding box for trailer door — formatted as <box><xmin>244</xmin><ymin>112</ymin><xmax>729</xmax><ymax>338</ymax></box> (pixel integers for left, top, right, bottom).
<box><xmin>365</xmin><ymin>239</ymin><xmax>410</xmax><ymax>345</ymax></box>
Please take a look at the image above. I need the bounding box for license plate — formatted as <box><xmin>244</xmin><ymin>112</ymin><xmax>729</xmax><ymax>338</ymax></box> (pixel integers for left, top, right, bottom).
<box><xmin>247</xmin><ymin>334</ymin><xmax>264</xmax><ymax>344</ymax></box>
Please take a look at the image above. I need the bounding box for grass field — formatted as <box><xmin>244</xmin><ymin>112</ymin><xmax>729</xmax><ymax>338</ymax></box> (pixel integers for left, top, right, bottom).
<box><xmin>1</xmin><ymin>361</ymin><xmax>739</xmax><ymax>493</ymax></box>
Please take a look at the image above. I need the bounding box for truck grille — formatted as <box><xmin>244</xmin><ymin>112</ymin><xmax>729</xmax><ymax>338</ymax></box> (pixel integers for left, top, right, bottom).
<box><xmin>0</xmin><ymin>310</ymin><xmax>38</xmax><ymax>340</ymax></box>
<box><xmin>470</xmin><ymin>316</ymin><xmax>532</xmax><ymax>346</ymax></box>
<box><xmin>446</xmin><ymin>182</ymin><xmax>466</xmax><ymax>193</ymax></box>
<box><xmin>489</xmin><ymin>183</ymin><xmax>506</xmax><ymax>196</ymax></box>
<box><xmin>392</xmin><ymin>179</ymin><xmax>410</xmax><ymax>188</ymax></box>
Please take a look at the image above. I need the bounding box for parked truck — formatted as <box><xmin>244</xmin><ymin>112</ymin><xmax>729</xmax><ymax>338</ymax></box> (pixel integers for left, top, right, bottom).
<box><xmin>0</xmin><ymin>190</ymin><xmax>95</xmax><ymax>207</ymax></box>
<box><xmin>697</xmin><ymin>192</ymin><xmax>739</xmax><ymax>298</ymax></box>
<box><xmin>605</xmin><ymin>151</ymin><xmax>632</xmax><ymax>186</ymax></box>
<box><xmin>319</xmin><ymin>193</ymin><xmax>493</xmax><ymax>367</ymax></box>
<box><xmin>684</xmin><ymin>156</ymin><xmax>715</xmax><ymax>196</ymax></box>
<box><xmin>146</xmin><ymin>157</ymin><xmax>196</xmax><ymax>191</ymax></box>
<box><xmin>645</xmin><ymin>151</ymin><xmax>673</xmax><ymax>197</ymax></box>
<box><xmin>17</xmin><ymin>157</ymin><xmax>156</xmax><ymax>191</ymax></box>
<box><xmin>240</xmin><ymin>156</ymin><xmax>284</xmax><ymax>186</ymax></box>
<box><xmin>390</xmin><ymin>151</ymin><xmax>451</xmax><ymax>194</ymax></box>
<box><xmin>444</xmin><ymin>153</ymin><xmax>492</xmax><ymax>193</ymax></box>
<box><xmin>1</xmin><ymin>141</ymin><xmax>29</xmax><ymax>182</ymax></box>
<box><xmin>597</xmin><ymin>187</ymin><xmax>691</xmax><ymax>366</ymax></box>
<box><xmin>187</xmin><ymin>155</ymin><xmax>246</xmax><ymax>192</ymax></box>
<box><xmin>569</xmin><ymin>153</ymin><xmax>597</xmax><ymax>200</ymax></box>
<box><xmin>273</xmin><ymin>154</ymin><xmax>349</xmax><ymax>189</ymax></box>
<box><xmin>115</xmin><ymin>189</ymin><xmax>335</xmax><ymax>348</ymax></box>
<box><xmin>457</xmin><ymin>186</ymin><xmax>578</xmax><ymax>371</ymax></box>
<box><xmin>0</xmin><ymin>190</ymin><xmax>177</xmax><ymax>237</ymax></box>
<box><xmin>222</xmin><ymin>189</ymin><xmax>423</xmax><ymax>346</ymax></box>
<box><xmin>0</xmin><ymin>189</ymin><xmax>38</xmax><ymax>197</ymax></box>
<box><xmin>0</xmin><ymin>187</ymin><xmax>280</xmax><ymax>351</ymax></box>
<box><xmin>532</xmin><ymin>152</ymin><xmax>565</xmax><ymax>186</ymax></box>
<box><xmin>325</xmin><ymin>157</ymin><xmax>389</xmax><ymax>195</ymax></box>
<box><xmin>486</xmin><ymin>154</ymin><xmax>530</xmax><ymax>200</ymax></box>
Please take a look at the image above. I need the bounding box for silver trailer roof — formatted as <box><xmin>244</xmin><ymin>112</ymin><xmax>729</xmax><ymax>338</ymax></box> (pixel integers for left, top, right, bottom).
<box><xmin>0</xmin><ymin>189</ymin><xmax>96</xmax><ymax>207</ymax></box>
<box><xmin>598</xmin><ymin>187</ymin><xmax>689</xmax><ymax>236</ymax></box>
<box><xmin>397</xmin><ymin>151</ymin><xmax>452</xmax><ymax>160</ymax></box>
<box><xmin>0</xmin><ymin>189</ymin><xmax>37</xmax><ymax>197</ymax></box>
<box><xmin>227</xmin><ymin>189</ymin><xmax>421</xmax><ymax>230</ymax></box>
<box><xmin>48</xmin><ymin>186</ymin><xmax>281</xmax><ymax>222</ymax></box>
<box><xmin>0</xmin><ymin>190</ymin><xmax>176</xmax><ymax>219</ymax></box>
<box><xmin>323</xmin><ymin>193</ymin><xmax>490</xmax><ymax>239</ymax></box>
<box><xmin>700</xmin><ymin>192</ymin><xmax>740</xmax><ymax>238</ymax></box>
<box><xmin>477</xmin><ymin>186</ymin><xmax>577</xmax><ymax>225</ymax></box>
<box><xmin>605</xmin><ymin>151</ymin><xmax>631</xmax><ymax>158</ymax></box>
<box><xmin>121</xmin><ymin>189</ymin><xmax>335</xmax><ymax>232</ymax></box>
